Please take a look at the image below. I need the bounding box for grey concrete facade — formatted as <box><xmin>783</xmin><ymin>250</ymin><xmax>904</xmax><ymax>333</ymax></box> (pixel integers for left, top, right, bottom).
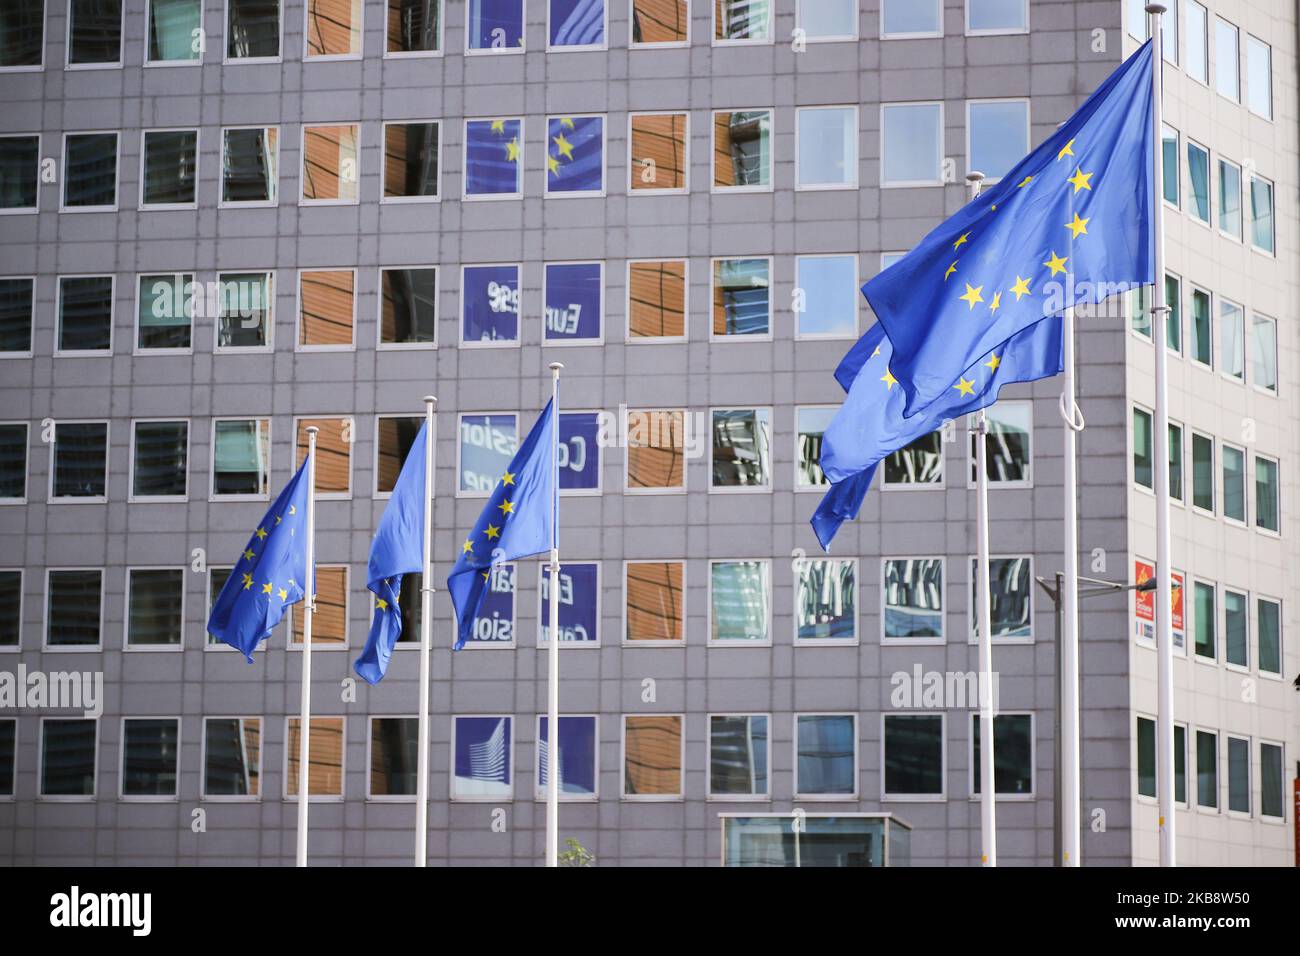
<box><xmin>0</xmin><ymin>0</ymin><xmax>1295</xmax><ymax>867</ymax></box>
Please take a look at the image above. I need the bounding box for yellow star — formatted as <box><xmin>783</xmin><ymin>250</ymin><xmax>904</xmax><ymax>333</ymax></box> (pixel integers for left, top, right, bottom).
<box><xmin>500</xmin><ymin>471</ymin><xmax>515</xmax><ymax>486</ymax></box>
<box><xmin>959</xmin><ymin>283</ymin><xmax>985</xmax><ymax>310</ymax></box>
<box><xmin>376</xmin><ymin>597</ymin><xmax>389</xmax><ymax>612</ymax></box>
<box><xmin>241</xmin><ymin>572</ymin><xmax>254</xmax><ymax>590</ymax></box>
<box><xmin>254</xmin><ymin>527</ymin><xmax>268</xmax><ymax>541</ymax></box>
<box><xmin>274</xmin><ymin>515</ymin><xmax>281</xmax><ymax>525</ymax></box>
<box><xmin>490</xmin><ymin>119</ymin><xmax>506</xmax><ymax>134</ymax></box>
<box><xmin>481</xmin><ymin>570</ymin><xmax>491</xmax><ymax>582</ymax></box>
<box><xmin>1043</xmin><ymin>251</ymin><xmax>1069</xmax><ymax>276</ymax></box>
<box><xmin>560</xmin><ymin>117</ymin><xmax>576</xmax><ymax>129</ymax></box>
<box><xmin>462</xmin><ymin>537</ymin><xmax>474</xmax><ymax>554</ymax></box>
<box><xmin>944</xmin><ymin>261</ymin><xmax>958</xmax><ymax>281</ymax></box>
<box><xmin>277</xmin><ymin>587</ymin><xmax>288</xmax><ymax>601</ymax></box>
<box><xmin>1010</xmin><ymin>275</ymin><xmax>1032</xmax><ymax>300</ymax></box>
<box><xmin>1067</xmin><ymin>167</ymin><xmax>1093</xmax><ymax>193</ymax></box>
<box><xmin>989</xmin><ymin>291</ymin><xmax>1002</xmax><ymax>314</ymax></box>
<box><xmin>261</xmin><ymin>581</ymin><xmax>273</xmax><ymax>595</ymax></box>
<box><xmin>288</xmin><ymin>505</ymin><xmax>296</xmax><ymax>515</ymax></box>
<box><xmin>506</xmin><ymin>138</ymin><xmax>520</xmax><ymax>162</ymax></box>
<box><xmin>953</xmin><ymin>377</ymin><xmax>976</xmax><ymax>397</ymax></box>
<box><xmin>881</xmin><ymin>368</ymin><xmax>898</xmax><ymax>390</ymax></box>
<box><xmin>553</xmin><ymin>133</ymin><xmax>575</xmax><ymax>160</ymax></box>
<box><xmin>484</xmin><ymin>524</ymin><xmax>500</xmax><ymax>540</ymax></box>
<box><xmin>1065</xmin><ymin>213</ymin><xmax>1089</xmax><ymax>239</ymax></box>
<box><xmin>1057</xmin><ymin>138</ymin><xmax>1075</xmax><ymax>161</ymax></box>
<box><xmin>870</xmin><ymin>345</ymin><xmax>881</xmax><ymax>358</ymax></box>
<box><xmin>985</xmin><ymin>353</ymin><xmax>1002</xmax><ymax>372</ymax></box>
<box><xmin>953</xmin><ymin>232</ymin><xmax>970</xmax><ymax>250</ymax></box>
<box><xmin>242</xmin><ymin>548</ymin><xmax>255</xmax><ymax>561</ymax></box>
<box><xmin>547</xmin><ymin>154</ymin><xmax>561</xmax><ymax>176</ymax></box>
<box><xmin>498</xmin><ymin>499</ymin><xmax>515</xmax><ymax>516</ymax></box>
<box><xmin>1016</xmin><ymin>175</ymin><xmax>1033</xmax><ymax>188</ymax></box>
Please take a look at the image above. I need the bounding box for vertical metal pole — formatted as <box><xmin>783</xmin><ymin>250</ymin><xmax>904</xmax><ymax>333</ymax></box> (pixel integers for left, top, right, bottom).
<box><xmin>1051</xmin><ymin>572</ymin><xmax>1064</xmax><ymax>867</ymax></box>
<box><xmin>546</xmin><ymin>362</ymin><xmax>563</xmax><ymax>867</ymax></box>
<box><xmin>415</xmin><ymin>396</ymin><xmax>436</xmax><ymax>866</ymax></box>
<box><xmin>296</xmin><ymin>426</ymin><xmax>318</xmax><ymax>868</ymax></box>
<box><xmin>1061</xmin><ymin>305</ymin><xmax>1083</xmax><ymax>867</ymax></box>
<box><xmin>1147</xmin><ymin>2</ymin><xmax>1176</xmax><ymax>868</ymax></box>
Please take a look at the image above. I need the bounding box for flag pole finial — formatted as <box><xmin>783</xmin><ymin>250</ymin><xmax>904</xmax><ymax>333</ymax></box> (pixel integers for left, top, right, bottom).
<box><xmin>966</xmin><ymin>170</ymin><xmax>986</xmax><ymax>185</ymax></box>
<box><xmin>306</xmin><ymin>425</ymin><xmax>319</xmax><ymax>436</ymax></box>
<box><xmin>549</xmin><ymin>361</ymin><xmax>564</xmax><ymax>372</ymax></box>
<box><xmin>1145</xmin><ymin>3</ymin><xmax>1166</xmax><ymax>14</ymax></box>
<box><xmin>423</xmin><ymin>395</ymin><xmax>437</xmax><ymax>407</ymax></box>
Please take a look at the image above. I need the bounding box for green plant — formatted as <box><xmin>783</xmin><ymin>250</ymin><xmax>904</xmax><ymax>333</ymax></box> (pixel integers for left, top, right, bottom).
<box><xmin>557</xmin><ymin>837</ymin><xmax>595</xmax><ymax>867</ymax></box>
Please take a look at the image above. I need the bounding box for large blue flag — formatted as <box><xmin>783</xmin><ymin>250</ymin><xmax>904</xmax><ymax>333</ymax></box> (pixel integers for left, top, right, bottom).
<box><xmin>447</xmin><ymin>400</ymin><xmax>555</xmax><ymax>650</ymax></box>
<box><xmin>207</xmin><ymin>458</ymin><xmax>311</xmax><ymax>661</ymax></box>
<box><xmin>546</xmin><ymin>116</ymin><xmax>603</xmax><ymax>194</ymax></box>
<box><xmin>864</xmin><ymin>39</ymin><xmax>1154</xmax><ymax>416</ymax></box>
<box><xmin>465</xmin><ymin>118</ymin><xmax>522</xmax><ymax>196</ymax></box>
<box><xmin>811</xmin><ymin>317</ymin><xmax>1064</xmax><ymax>549</ymax></box>
<box><xmin>354</xmin><ymin>422</ymin><xmax>428</xmax><ymax>685</ymax></box>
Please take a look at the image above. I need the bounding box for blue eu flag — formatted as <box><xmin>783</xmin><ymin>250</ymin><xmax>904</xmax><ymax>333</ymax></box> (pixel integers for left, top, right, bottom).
<box><xmin>207</xmin><ymin>458</ymin><xmax>311</xmax><ymax>661</ymax></box>
<box><xmin>447</xmin><ymin>400</ymin><xmax>555</xmax><ymax>650</ymax></box>
<box><xmin>549</xmin><ymin>0</ymin><xmax>605</xmax><ymax>47</ymax></box>
<box><xmin>811</xmin><ymin>317</ymin><xmax>1064</xmax><ymax>549</ymax></box>
<box><xmin>354</xmin><ymin>423</ymin><xmax>428</xmax><ymax>685</ymax></box>
<box><xmin>465</xmin><ymin>118</ymin><xmax>522</xmax><ymax>196</ymax></box>
<box><xmin>546</xmin><ymin>116</ymin><xmax>603</xmax><ymax>194</ymax></box>
<box><xmin>864</xmin><ymin>40</ymin><xmax>1154</xmax><ymax>416</ymax></box>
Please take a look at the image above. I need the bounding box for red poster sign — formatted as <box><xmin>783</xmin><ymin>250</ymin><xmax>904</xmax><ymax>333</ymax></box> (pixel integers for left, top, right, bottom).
<box><xmin>1134</xmin><ymin>560</ymin><xmax>1184</xmax><ymax>648</ymax></box>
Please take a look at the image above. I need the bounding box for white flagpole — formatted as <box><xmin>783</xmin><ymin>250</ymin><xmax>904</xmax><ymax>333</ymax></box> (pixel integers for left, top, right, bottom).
<box><xmin>296</xmin><ymin>425</ymin><xmax>319</xmax><ymax>868</ymax></box>
<box><xmin>546</xmin><ymin>362</ymin><xmax>564</xmax><ymax>868</ymax></box>
<box><xmin>1147</xmin><ymin>2</ymin><xmax>1176</xmax><ymax>868</ymax></box>
<box><xmin>415</xmin><ymin>396</ymin><xmax>437</xmax><ymax>867</ymax></box>
<box><xmin>1060</xmin><ymin>304</ymin><xmax>1084</xmax><ymax>867</ymax></box>
<box><xmin>966</xmin><ymin>171</ymin><xmax>997</xmax><ymax>868</ymax></box>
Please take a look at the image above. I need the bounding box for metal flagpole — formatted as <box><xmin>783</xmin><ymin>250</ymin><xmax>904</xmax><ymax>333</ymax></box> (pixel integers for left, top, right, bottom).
<box><xmin>1147</xmin><ymin>2</ymin><xmax>1176</xmax><ymax>868</ymax></box>
<box><xmin>546</xmin><ymin>362</ymin><xmax>564</xmax><ymax>867</ymax></box>
<box><xmin>1059</xmin><ymin>305</ymin><xmax>1084</xmax><ymax>867</ymax></box>
<box><xmin>415</xmin><ymin>396</ymin><xmax>437</xmax><ymax>867</ymax></box>
<box><xmin>296</xmin><ymin>425</ymin><xmax>319</xmax><ymax>868</ymax></box>
<box><xmin>966</xmin><ymin>171</ymin><xmax>997</xmax><ymax>867</ymax></box>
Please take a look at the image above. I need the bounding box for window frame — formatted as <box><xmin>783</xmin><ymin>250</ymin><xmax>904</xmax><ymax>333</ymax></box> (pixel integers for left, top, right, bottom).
<box><xmin>292</xmin><ymin>415</ymin><xmax>354</xmax><ymax>501</ymax></box>
<box><xmin>47</xmin><ymin>419</ymin><xmax>110</xmax><ymax>504</ymax></box>
<box><xmin>621</xmin><ymin>558</ymin><xmax>686</xmax><ymax>647</ymax></box>
<box><xmin>1249</xmin><ymin>311</ymin><xmax>1277</xmax><ymax>396</ymax></box>
<box><xmin>1256</xmin><ymin>594</ymin><xmax>1283</xmax><ymax>680</ymax></box>
<box><xmin>546</xmin><ymin>0</ymin><xmax>608</xmax><ymax>52</ymax></box>
<box><xmin>708</xmin><ymin>405</ymin><xmax>774</xmax><ymax>493</ymax></box>
<box><xmin>964</xmin><ymin>0</ymin><xmax>1029</xmax><ymax>37</ymax></box>
<box><xmin>200</xmin><ymin>715</ymin><xmax>263</xmax><ymax>801</ymax></box>
<box><xmin>880</xmin><ymin>555</ymin><xmax>946</xmax><ymax>646</ymax></box>
<box><xmin>793</xmin><ymin>254</ymin><xmax>860</xmax><ymax>341</ymax></box>
<box><xmin>144</xmin><ymin>0</ymin><xmax>204</xmax><ymax>68</ymax></box>
<box><xmin>1185</xmin><ymin>137</ymin><xmax>1211</xmax><ymax>227</ymax></box>
<box><xmin>38</xmin><ymin>716</ymin><xmax>98</xmax><ymax>802</ymax></box>
<box><xmin>42</xmin><ymin>566</ymin><xmax>104</xmax><ymax>652</ymax></box>
<box><xmin>1248</xmin><ymin>173</ymin><xmax>1275</xmax><ymax>257</ymax></box>
<box><xmin>1222</xmin><ymin>585</ymin><xmax>1250</xmax><ymax>673</ymax></box>
<box><xmin>537</xmin><ymin>559</ymin><xmax>601</xmax><ymax>647</ymax></box>
<box><xmin>1258</xmin><ymin>739</ymin><xmax>1285</xmax><ymax>823</ymax></box>
<box><xmin>459</xmin><ymin>262</ymin><xmax>521</xmax><ymax>349</ymax></box>
<box><xmin>295</xmin><ymin>266</ymin><xmax>358</xmax><ymax>352</ymax></box>
<box><xmin>208</xmin><ymin>416</ymin><xmax>271</xmax><ymax>503</ymax></box>
<box><xmin>65</xmin><ymin>0</ymin><xmax>125</xmax><ymax>71</ymax></box>
<box><xmin>379</xmin><ymin>120</ymin><xmax>443</xmax><ymax>204</ymax></box>
<box><xmin>0</xmin><ymin>716</ymin><xmax>15</xmax><ymax>799</ymax></box>
<box><xmin>968</xmin><ymin>711</ymin><xmax>1035</xmax><ymax>801</ymax></box>
<box><xmin>0</xmin><ymin>0</ymin><xmax>46</xmax><ymax>73</ymax></box>
<box><xmin>965</xmin><ymin>553</ymin><xmax>1034</xmax><ymax>646</ymax></box>
<box><xmin>1160</xmin><ymin>123</ymin><xmax>1179</xmax><ymax>209</ymax></box>
<box><xmin>0</xmin><ymin>135</ymin><xmax>39</xmax><ymax>215</ymax></box>
<box><xmin>794</xmin><ymin>105</ymin><xmax>859</xmax><ymax>192</ymax></box>
<box><xmin>1191</xmin><ymin>578</ymin><xmax>1217</xmax><ymax>664</ymax></box>
<box><xmin>620</xmin><ymin>713</ymin><xmax>684</xmax><ymax>800</ymax></box>
<box><xmin>1185</xmin><ymin>0</ymin><xmax>1208</xmax><ymax>85</ymax></box>
<box><xmin>793</xmin><ymin>712</ymin><xmax>859</xmax><ymax>801</ymax></box>
<box><xmin>967</xmin><ymin>399</ymin><xmax>1033</xmax><ymax>489</ymax></box>
<box><xmin>224</xmin><ymin>0</ymin><xmax>285</xmax><ymax>65</ymax></box>
<box><xmin>1253</xmin><ymin>452</ymin><xmax>1280</xmax><ymax>537</ymax></box>
<box><xmin>1218</xmin><ymin>295</ymin><xmax>1245</xmax><ymax>384</ymax></box>
<box><xmin>556</xmin><ymin>408</ymin><xmax>604</xmax><ymax>497</ymax></box>
<box><xmin>127</xmin><ymin>417</ymin><xmax>190</xmax><ymax>504</ymax></box>
<box><xmin>204</xmin><ymin>567</ymin><xmax>236</xmax><ymax>651</ymax></box>
<box><xmin>213</xmin><ymin>269</ymin><xmax>275</xmax><ymax>354</ymax></box>
<box><xmin>59</xmin><ymin>131</ymin><xmax>119</xmax><ymax>213</ymax></box>
<box><xmin>372</xmin><ymin>413</ymin><xmax>424</xmax><ymax>499</ymax></box>
<box><xmin>303</xmin><ymin>0</ymin><xmax>363</xmax><ymax>61</ymax></box>
<box><xmin>288</xmin><ymin>563</ymin><xmax>350</xmax><ymax>651</ymax></box>
<box><xmin>710</xmin><ymin>107</ymin><xmax>775</xmax><ymax>195</ymax></box>
<box><xmin>795</xmin><ymin>0</ymin><xmax>857</xmax><ymax>42</ymax></box>
<box><xmin>628</xmin><ymin>0</ymin><xmax>690</xmax><ymax>49</ymax></box>
<box><xmin>1189</xmin><ymin>429</ymin><xmax>1214</xmax><ymax>516</ymax></box>
<box><xmin>1194</xmin><ymin>726</ymin><xmax>1218</xmax><ymax>813</ymax></box>
<box><xmin>299</xmin><ymin>122</ymin><xmax>361</xmax><ymax>207</ymax></box>
<box><xmin>0</xmin><ymin>420</ymin><xmax>27</xmax><ymax>504</ymax></box>
<box><xmin>1214</xmin><ymin>16</ymin><xmax>1240</xmax><ymax>102</ymax></box>
<box><xmin>464</xmin><ymin>0</ymin><xmax>525</xmax><ymax>55</ymax></box>
<box><xmin>217</xmin><ymin>125</ymin><xmax>280</xmax><ymax>209</ymax></box>
<box><xmin>880</xmin><ymin>0</ymin><xmax>942</xmax><ymax>40</ymax></box>
<box><xmin>382</xmin><ymin>0</ymin><xmax>443</xmax><ymax>59</ymax></box>
<box><xmin>282</xmin><ymin>715</ymin><xmax>347</xmax><ymax>802</ymax></box>
<box><xmin>881</xmin><ymin>432</ymin><xmax>945</xmax><ymax>493</ymax></box>
<box><xmin>627</xmin><ymin>110</ymin><xmax>690</xmax><ymax>196</ymax></box>
<box><xmin>376</xmin><ymin>264</ymin><xmax>439</xmax><ymax>350</ymax></box>
<box><xmin>709</xmin><ymin>256</ymin><xmax>774</xmax><ymax>342</ymax></box>
<box><xmin>623</xmin><ymin>407</ymin><xmax>688</xmax><ymax>494</ymax></box>
<box><xmin>707</xmin><ymin>557</ymin><xmax>772</xmax><ymax>647</ymax></box>
<box><xmin>1224</xmin><ymin>732</ymin><xmax>1251</xmax><ymax>818</ymax></box>
<box><xmin>792</xmin><ymin>555</ymin><xmax>859</xmax><ymax>647</ymax></box>
<box><xmin>1245</xmin><ymin>34</ymin><xmax>1272</xmax><ymax>121</ymax></box>
<box><xmin>0</xmin><ymin>567</ymin><xmax>23</xmax><ymax>652</ymax></box>
<box><xmin>880</xmin><ymin>101</ymin><xmax>944</xmax><ymax>188</ymax></box>
<box><xmin>462</xmin><ymin>116</ymin><xmax>525</xmax><ymax>201</ymax></box>
<box><xmin>542</xmin><ymin>113</ymin><xmax>606</xmax><ymax>199</ymax></box>
<box><xmin>53</xmin><ymin>273</ymin><xmax>115</xmax><ymax>357</ymax></box>
<box><xmin>965</xmin><ymin>97</ymin><xmax>1031</xmax><ymax>184</ymax></box>
<box><xmin>1217</xmin><ymin>155</ymin><xmax>1243</xmax><ymax>243</ymax></box>
<box><xmin>711</xmin><ymin>0</ymin><xmax>774</xmax><ymax>46</ymax></box>
<box><xmin>1188</xmin><ymin>283</ymin><xmax>1212</xmax><ymax>369</ymax></box>
<box><xmin>364</xmin><ymin>714</ymin><xmax>418</xmax><ymax>802</ymax></box>
<box><xmin>542</xmin><ymin>260</ymin><xmax>605</xmax><ymax>346</ymax></box>
<box><xmin>533</xmin><ymin>713</ymin><xmax>600</xmax><ymax>801</ymax></box>
<box><xmin>625</xmin><ymin>257</ymin><xmax>688</xmax><ymax>343</ymax></box>
<box><xmin>881</xmin><ymin>711</ymin><xmax>947</xmax><ymax>802</ymax></box>
<box><xmin>1220</xmin><ymin>440</ymin><xmax>1247</xmax><ymax>526</ymax></box>
<box><xmin>706</xmin><ymin>712</ymin><xmax>772</xmax><ymax>801</ymax></box>
<box><xmin>454</xmin><ymin>410</ymin><xmax>519</xmax><ymax>499</ymax></box>
<box><xmin>132</xmin><ymin>271</ymin><xmax>196</xmax><ymax>356</ymax></box>
<box><xmin>793</xmin><ymin>402</ymin><xmax>838</xmax><ymax>491</ymax></box>
<box><xmin>118</xmin><ymin>716</ymin><xmax>181</xmax><ymax>801</ymax></box>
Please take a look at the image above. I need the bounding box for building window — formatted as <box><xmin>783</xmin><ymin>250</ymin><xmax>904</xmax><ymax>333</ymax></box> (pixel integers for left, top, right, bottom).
<box><xmin>203</xmin><ymin>717</ymin><xmax>261</xmax><ymax>798</ymax></box>
<box><xmin>1186</xmin><ymin>140</ymin><xmax>1209</xmax><ymax>224</ymax></box>
<box><xmin>1174</xmin><ymin>724</ymin><xmax>1187</xmax><ymax>803</ymax></box>
<box><xmin>713</xmin><ymin>109</ymin><xmax>772</xmax><ymax>191</ymax></box>
<box><xmin>127</xmin><ymin>569</ymin><xmax>183</xmax><ymax>649</ymax></box>
<box><xmin>1165</xmin><ymin>274</ymin><xmax>1180</xmax><ymax>352</ymax></box>
<box><xmin>62</xmin><ymin>133</ymin><xmax>118</xmax><ymax>210</ymax></box>
<box><xmin>1222</xmin><ymin>444</ymin><xmax>1245</xmax><ymax>523</ymax></box>
<box><xmin>216</xmin><ymin>271</ymin><xmax>273</xmax><ymax>350</ymax></box>
<box><xmin>302</xmin><ymin>125</ymin><xmax>359</xmax><ymax>203</ymax></box>
<box><xmin>290</xmin><ymin>565</ymin><xmax>347</xmax><ymax>647</ymax></box>
<box><xmin>449</xmin><ymin>716</ymin><xmax>513</xmax><ymax>799</ymax></box>
<box><xmin>712</xmin><ymin>257</ymin><xmax>771</xmax><ymax>337</ymax></box>
<box><xmin>795</xmin><ymin>714</ymin><xmax>856</xmax><ymax>798</ymax></box>
<box><xmin>461</xmin><ymin>263</ymin><xmax>519</xmax><ymax>345</ymax></box>
<box><xmin>883</xmin><ymin>558</ymin><xmax>943</xmax><ymax>641</ymax></box>
<box><xmin>147</xmin><ymin>0</ymin><xmax>202</xmax><ymax>64</ymax></box>
<box><xmin>884</xmin><ymin>432</ymin><xmax>943</xmax><ymax>486</ymax></box>
<box><xmin>206</xmin><ymin>567</ymin><xmax>230</xmax><ymax>642</ymax></box>
<box><xmin>140</xmin><ymin>129</ymin><xmax>198</xmax><ymax>207</ymax></box>
<box><xmin>883</xmin><ymin>714</ymin><xmax>943</xmax><ymax>798</ymax></box>
<box><xmin>1249</xmin><ymin>175</ymin><xmax>1274</xmax><ymax>254</ymax></box>
<box><xmin>1226</xmin><ymin>735</ymin><xmax>1249</xmax><ymax>814</ymax></box>
<box><xmin>1219</xmin><ymin>299</ymin><xmax>1244</xmax><ymax>382</ymax></box>
<box><xmin>1130</xmin><ymin>286</ymin><xmax>1149</xmax><ymax>338</ymax></box>
<box><xmin>1189</xmin><ymin>287</ymin><xmax>1211</xmax><ymax>366</ymax></box>
<box><xmin>1185</xmin><ymin>1</ymin><xmax>1207</xmax><ymax>82</ymax></box>
<box><xmin>212</xmin><ymin>418</ymin><xmax>270</xmax><ymax>498</ymax></box>
<box><xmin>970</xmin><ymin>556</ymin><xmax>1031</xmax><ymax>641</ymax></box>
<box><xmin>457</xmin><ymin>564</ymin><xmax>516</xmax><ymax>646</ymax></box>
<box><xmin>221</xmin><ymin>127</ymin><xmax>278</xmax><ymax>205</ymax></box>
<box><xmin>711</xmin><ymin>408</ymin><xmax>771</xmax><ymax>490</ymax></box>
<box><xmin>625</xmin><ymin>560</ymin><xmax>684</xmax><ymax>643</ymax></box>
<box><xmin>548</xmin><ymin>0</ymin><xmax>605</xmax><ymax>48</ymax></box>
<box><xmin>882</xmin><ymin>103</ymin><xmax>941</xmax><ymax>186</ymax></box>
<box><xmin>130</xmin><ymin>420</ymin><xmax>188</xmax><ymax>499</ymax></box>
<box><xmin>227</xmin><ymin>0</ymin><xmax>281</xmax><ymax>59</ymax></box>
<box><xmin>387</xmin><ymin>0</ymin><xmax>441</xmax><ymax>54</ymax></box>
<box><xmin>1161</xmin><ymin>124</ymin><xmax>1178</xmax><ymax>205</ymax></box>
<box><xmin>306</xmin><ymin>0</ymin><xmax>361</xmax><ymax>57</ymax></box>
<box><xmin>536</xmin><ymin>715</ymin><xmax>597</xmax><ymax>799</ymax></box>
<box><xmin>1260</xmin><ymin>742</ymin><xmax>1283</xmax><ymax>819</ymax></box>
<box><xmin>297</xmin><ymin>269</ymin><xmax>355</xmax><ymax>349</ymax></box>
<box><xmin>796</xmin><ymin>558</ymin><xmax>856</xmax><ymax>643</ymax></box>
<box><xmin>57</xmin><ymin>275</ymin><xmax>112</xmax><ymax>354</ymax></box>
<box><xmin>1195</xmin><ymin>729</ymin><xmax>1217</xmax><ymax>808</ymax></box>
<box><xmin>968</xmin><ymin>100</ymin><xmax>1029</xmax><ymax>182</ymax></box>
<box><xmin>40</xmin><ymin>719</ymin><xmax>97</xmax><ymax>797</ymax></box>
<box><xmin>1215</xmin><ymin>17</ymin><xmax>1239</xmax><ymax>99</ymax></box>
<box><xmin>1255</xmin><ymin>455</ymin><xmax>1279</xmax><ymax>533</ymax></box>
<box><xmin>1257</xmin><ymin>597</ymin><xmax>1281</xmax><ymax>676</ymax></box>
<box><xmin>1190</xmin><ymin>432</ymin><xmax>1213</xmax><ymax>512</ymax></box>
<box><xmin>0</xmin><ymin>570</ymin><xmax>20</xmax><ymax>648</ymax></box>
<box><xmin>394</xmin><ymin>573</ymin><xmax>423</xmax><ymax>643</ymax></box>
<box><xmin>46</xmin><ymin>569</ymin><xmax>102</xmax><ymax>648</ymax></box>
<box><xmin>627</xmin><ymin>259</ymin><xmax>685</xmax><ymax>339</ymax></box>
<box><xmin>1251</xmin><ymin>314</ymin><xmax>1277</xmax><ymax>393</ymax></box>
<box><xmin>1136</xmin><ymin>715</ymin><xmax>1156</xmax><ymax>798</ymax></box>
<box><xmin>539</xmin><ymin>561</ymin><xmax>599</xmax><ymax>645</ymax></box>
<box><xmin>623</xmin><ymin>715</ymin><xmax>682</xmax><ymax>798</ymax></box>
<box><xmin>709</xmin><ymin>715</ymin><xmax>769</xmax><ymax>797</ymax></box>
<box><xmin>295</xmin><ymin>418</ymin><xmax>351</xmax><ymax>498</ymax></box>
<box><xmin>545</xmin><ymin>115</ymin><xmax>603</xmax><ymax>195</ymax></box>
<box><xmin>0</xmin><ymin>136</ymin><xmax>39</xmax><ymax>211</ymax></box>
<box><xmin>467</xmin><ymin>0</ymin><xmax>523</xmax><ymax>51</ymax></box>
<box><xmin>882</xmin><ymin>0</ymin><xmax>939</xmax><ymax>37</ymax></box>
<box><xmin>1224</xmin><ymin>588</ymin><xmax>1248</xmax><ymax>668</ymax></box>
<box><xmin>1218</xmin><ymin>158</ymin><xmax>1242</xmax><ymax>240</ymax></box>
<box><xmin>710</xmin><ymin>560</ymin><xmax>769</xmax><ymax>644</ymax></box>
<box><xmin>631</xmin><ymin>0</ymin><xmax>687</xmax><ymax>45</ymax></box>
<box><xmin>379</xmin><ymin>267</ymin><xmax>436</xmax><ymax>346</ymax></box>
<box><xmin>796</xmin><ymin>107</ymin><xmax>856</xmax><ymax>189</ymax></box>
<box><xmin>464</xmin><ymin>118</ymin><xmax>522</xmax><ymax>198</ymax></box>
<box><xmin>795</xmin><ymin>405</ymin><xmax>835</xmax><ymax>488</ymax></box>
<box><xmin>797</xmin><ymin>0</ymin><xmax>855</xmax><ymax>40</ymax></box>
<box><xmin>0</xmin><ymin>718</ymin><xmax>13</xmax><ymax>796</ymax></box>
<box><xmin>715</xmin><ymin>0</ymin><xmax>771</xmax><ymax>43</ymax></box>
<box><xmin>544</xmin><ymin>262</ymin><xmax>602</xmax><ymax>343</ymax></box>
<box><xmin>0</xmin><ymin>423</ymin><xmax>25</xmax><ymax>502</ymax></box>
<box><xmin>1245</xmin><ymin>35</ymin><xmax>1271</xmax><ymax>119</ymax></box>
<box><xmin>558</xmin><ymin>411</ymin><xmax>601</xmax><ymax>493</ymax></box>
<box><xmin>971</xmin><ymin>401</ymin><xmax>1030</xmax><ymax>485</ymax></box>
<box><xmin>1168</xmin><ymin>421</ymin><xmax>1183</xmax><ymax>501</ymax></box>
<box><xmin>368</xmin><ymin>717</ymin><xmax>418</xmax><ymax>798</ymax></box>
<box><xmin>382</xmin><ymin>122</ymin><xmax>439</xmax><ymax>200</ymax></box>
<box><xmin>629</xmin><ymin>112</ymin><xmax>688</xmax><ymax>192</ymax></box>
<box><xmin>625</xmin><ymin>409</ymin><xmax>685</xmax><ymax>492</ymax></box>
<box><xmin>457</xmin><ymin>413</ymin><xmax>517</xmax><ymax>494</ymax></box>
<box><xmin>285</xmin><ymin>716</ymin><xmax>345</xmax><ymax>798</ymax></box>
<box><xmin>1193</xmin><ymin>581</ymin><xmax>1215</xmax><ymax>659</ymax></box>
<box><xmin>0</xmin><ymin>0</ymin><xmax>43</xmax><ymax>68</ymax></box>
<box><xmin>51</xmin><ymin>422</ymin><xmax>108</xmax><ymax>499</ymax></box>
<box><xmin>121</xmin><ymin>718</ymin><xmax>179</xmax><ymax>798</ymax></box>
<box><xmin>971</xmin><ymin>713</ymin><xmax>1032</xmax><ymax>796</ymax></box>
<box><xmin>795</xmin><ymin>255</ymin><xmax>857</xmax><ymax>338</ymax></box>
<box><xmin>375</xmin><ymin>415</ymin><xmax>421</xmax><ymax>495</ymax></box>
<box><xmin>136</xmin><ymin>273</ymin><xmax>193</xmax><ymax>351</ymax></box>
<box><xmin>967</xmin><ymin>0</ymin><xmax>1027</xmax><ymax>34</ymax></box>
<box><xmin>69</xmin><ymin>0</ymin><xmax>123</xmax><ymax>67</ymax></box>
